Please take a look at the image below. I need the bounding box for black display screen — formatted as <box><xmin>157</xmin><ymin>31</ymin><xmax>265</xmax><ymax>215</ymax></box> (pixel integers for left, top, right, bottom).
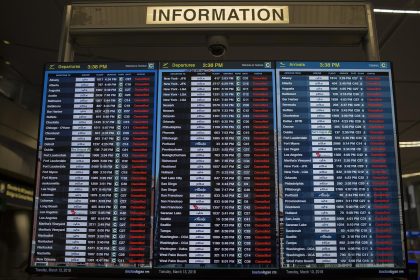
<box><xmin>29</xmin><ymin>61</ymin><xmax>406</xmax><ymax>278</ymax></box>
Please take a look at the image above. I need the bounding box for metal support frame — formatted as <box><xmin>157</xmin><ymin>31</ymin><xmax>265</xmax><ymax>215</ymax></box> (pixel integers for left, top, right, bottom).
<box><xmin>364</xmin><ymin>3</ymin><xmax>380</xmax><ymax>61</ymax></box>
<box><xmin>58</xmin><ymin>5</ymin><xmax>74</xmax><ymax>62</ymax></box>
<box><xmin>57</xmin><ymin>1</ymin><xmax>380</xmax><ymax>62</ymax></box>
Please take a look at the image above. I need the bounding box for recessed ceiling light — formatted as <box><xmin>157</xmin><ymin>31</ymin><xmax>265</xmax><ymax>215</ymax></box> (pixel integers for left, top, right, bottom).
<box><xmin>402</xmin><ymin>172</ymin><xmax>420</xmax><ymax>179</ymax></box>
<box><xmin>374</xmin><ymin>8</ymin><xmax>420</xmax><ymax>14</ymax></box>
<box><xmin>2</xmin><ymin>40</ymin><xmax>11</xmax><ymax>45</ymax></box>
<box><xmin>399</xmin><ymin>141</ymin><xmax>420</xmax><ymax>148</ymax></box>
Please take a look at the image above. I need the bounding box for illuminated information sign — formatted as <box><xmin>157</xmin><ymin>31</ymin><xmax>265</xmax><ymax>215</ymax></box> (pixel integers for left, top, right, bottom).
<box><xmin>30</xmin><ymin>61</ymin><xmax>405</xmax><ymax>278</ymax></box>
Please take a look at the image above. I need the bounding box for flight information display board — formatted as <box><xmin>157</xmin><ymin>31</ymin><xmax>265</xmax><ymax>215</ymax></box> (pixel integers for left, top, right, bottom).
<box><xmin>30</xmin><ymin>61</ymin><xmax>406</xmax><ymax>278</ymax></box>
<box><xmin>31</xmin><ymin>62</ymin><xmax>158</xmax><ymax>272</ymax></box>
<box><xmin>155</xmin><ymin>62</ymin><xmax>278</xmax><ymax>269</ymax></box>
<box><xmin>276</xmin><ymin>62</ymin><xmax>405</xmax><ymax>272</ymax></box>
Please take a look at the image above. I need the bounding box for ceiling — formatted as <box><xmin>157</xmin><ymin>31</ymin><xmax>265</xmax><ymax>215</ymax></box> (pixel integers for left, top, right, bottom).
<box><xmin>0</xmin><ymin>0</ymin><xmax>420</xmax><ymax>180</ymax></box>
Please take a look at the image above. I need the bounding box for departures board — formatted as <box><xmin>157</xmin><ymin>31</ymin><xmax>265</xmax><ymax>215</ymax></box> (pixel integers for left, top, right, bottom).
<box><xmin>29</xmin><ymin>61</ymin><xmax>406</xmax><ymax>278</ymax></box>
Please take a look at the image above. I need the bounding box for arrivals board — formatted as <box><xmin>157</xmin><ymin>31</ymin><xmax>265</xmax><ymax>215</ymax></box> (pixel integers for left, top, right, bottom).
<box><xmin>29</xmin><ymin>61</ymin><xmax>406</xmax><ymax>278</ymax></box>
<box><xmin>276</xmin><ymin>62</ymin><xmax>404</xmax><ymax>271</ymax></box>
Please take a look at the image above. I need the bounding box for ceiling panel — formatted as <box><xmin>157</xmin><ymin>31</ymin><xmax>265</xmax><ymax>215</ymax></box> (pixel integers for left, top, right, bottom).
<box><xmin>380</xmin><ymin>16</ymin><xmax>420</xmax><ymax>82</ymax></box>
<box><xmin>397</xmin><ymin>120</ymin><xmax>418</xmax><ymax>135</ymax></box>
<box><xmin>399</xmin><ymin>149</ymin><xmax>420</xmax><ymax>174</ymax></box>
<box><xmin>0</xmin><ymin>0</ymin><xmax>62</xmax><ymax>50</ymax></box>
<box><xmin>394</xmin><ymin>83</ymin><xmax>420</xmax><ymax>122</ymax></box>
<box><xmin>398</xmin><ymin>122</ymin><xmax>420</xmax><ymax>141</ymax></box>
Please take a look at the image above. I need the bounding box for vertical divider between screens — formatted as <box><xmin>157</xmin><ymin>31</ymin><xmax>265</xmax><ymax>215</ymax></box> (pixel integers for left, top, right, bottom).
<box><xmin>274</xmin><ymin>66</ymin><xmax>284</xmax><ymax>268</ymax></box>
<box><xmin>150</xmin><ymin>67</ymin><xmax>159</xmax><ymax>268</ymax></box>
<box><xmin>153</xmin><ymin>67</ymin><xmax>163</xmax><ymax>267</ymax></box>
<box><xmin>271</xmin><ymin>68</ymin><xmax>281</xmax><ymax>269</ymax></box>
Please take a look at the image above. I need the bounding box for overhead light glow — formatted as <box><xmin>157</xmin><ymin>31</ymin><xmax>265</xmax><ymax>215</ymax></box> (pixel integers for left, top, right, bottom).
<box><xmin>4</xmin><ymin>61</ymin><xmax>11</xmax><ymax>65</ymax></box>
<box><xmin>402</xmin><ymin>172</ymin><xmax>420</xmax><ymax>179</ymax></box>
<box><xmin>399</xmin><ymin>141</ymin><xmax>420</xmax><ymax>148</ymax></box>
<box><xmin>374</xmin><ymin>8</ymin><xmax>420</xmax><ymax>14</ymax></box>
<box><xmin>2</xmin><ymin>40</ymin><xmax>10</xmax><ymax>45</ymax></box>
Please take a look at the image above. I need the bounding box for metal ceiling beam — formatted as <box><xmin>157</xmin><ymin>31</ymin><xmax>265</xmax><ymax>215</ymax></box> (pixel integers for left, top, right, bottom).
<box><xmin>58</xmin><ymin>5</ymin><xmax>74</xmax><ymax>62</ymax></box>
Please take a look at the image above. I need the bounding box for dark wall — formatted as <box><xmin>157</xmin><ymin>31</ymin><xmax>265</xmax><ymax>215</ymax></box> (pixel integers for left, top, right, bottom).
<box><xmin>0</xmin><ymin>209</ymin><xmax>31</xmax><ymax>279</ymax></box>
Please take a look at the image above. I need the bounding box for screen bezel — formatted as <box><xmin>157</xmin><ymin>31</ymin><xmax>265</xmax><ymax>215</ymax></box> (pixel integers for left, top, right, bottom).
<box><xmin>27</xmin><ymin>60</ymin><xmax>408</xmax><ymax>279</ymax></box>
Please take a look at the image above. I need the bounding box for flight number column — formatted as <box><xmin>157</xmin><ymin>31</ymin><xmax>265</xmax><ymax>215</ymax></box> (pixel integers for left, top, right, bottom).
<box><xmin>85</xmin><ymin>74</ymin><xmax>117</xmax><ymax>265</ymax></box>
